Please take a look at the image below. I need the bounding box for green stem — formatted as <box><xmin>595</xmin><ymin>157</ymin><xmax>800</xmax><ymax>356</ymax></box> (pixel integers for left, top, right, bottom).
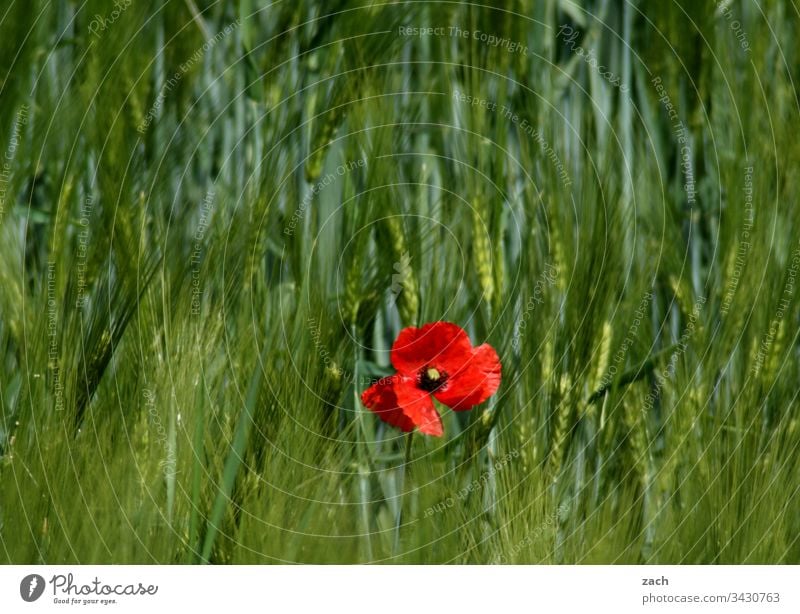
<box><xmin>200</xmin><ymin>351</ymin><xmax>262</xmax><ymax>563</ymax></box>
<box><xmin>187</xmin><ymin>374</ymin><xmax>206</xmax><ymax>563</ymax></box>
<box><xmin>353</xmin><ymin>323</ymin><xmax>374</xmax><ymax>561</ymax></box>
<box><xmin>392</xmin><ymin>432</ymin><xmax>414</xmax><ymax>557</ymax></box>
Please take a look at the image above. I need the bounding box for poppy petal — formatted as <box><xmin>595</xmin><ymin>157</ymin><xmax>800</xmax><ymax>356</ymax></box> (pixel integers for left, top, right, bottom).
<box><xmin>360</xmin><ymin>376</ymin><xmax>416</xmax><ymax>432</ymax></box>
<box><xmin>391</xmin><ymin>321</ymin><xmax>472</xmax><ymax>375</ymax></box>
<box><xmin>360</xmin><ymin>375</ymin><xmax>443</xmax><ymax>436</ymax></box>
<box><xmin>393</xmin><ymin>376</ymin><xmax>443</xmax><ymax>436</ymax></box>
<box><xmin>433</xmin><ymin>343</ymin><xmax>501</xmax><ymax>411</ymax></box>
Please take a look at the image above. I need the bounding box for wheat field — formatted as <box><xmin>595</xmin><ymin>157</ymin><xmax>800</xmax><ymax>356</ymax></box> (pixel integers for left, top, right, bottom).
<box><xmin>0</xmin><ymin>0</ymin><xmax>798</xmax><ymax>564</ymax></box>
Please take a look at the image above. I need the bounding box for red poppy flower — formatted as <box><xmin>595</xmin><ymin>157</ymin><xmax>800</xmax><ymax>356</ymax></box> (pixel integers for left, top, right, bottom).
<box><xmin>360</xmin><ymin>322</ymin><xmax>501</xmax><ymax>437</ymax></box>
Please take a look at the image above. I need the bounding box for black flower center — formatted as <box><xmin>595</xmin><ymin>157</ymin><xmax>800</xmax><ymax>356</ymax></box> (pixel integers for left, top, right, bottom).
<box><xmin>418</xmin><ymin>366</ymin><xmax>447</xmax><ymax>392</ymax></box>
